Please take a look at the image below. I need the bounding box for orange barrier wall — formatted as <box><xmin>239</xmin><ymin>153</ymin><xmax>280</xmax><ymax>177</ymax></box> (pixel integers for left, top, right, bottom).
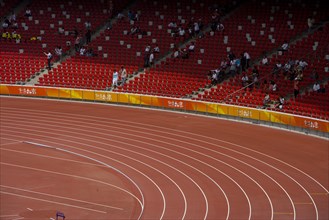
<box><xmin>1</xmin><ymin>85</ymin><xmax>328</xmax><ymax>133</ymax></box>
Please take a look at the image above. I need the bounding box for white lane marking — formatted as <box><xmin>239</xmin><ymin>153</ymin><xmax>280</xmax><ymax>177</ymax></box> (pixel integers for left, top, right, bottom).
<box><xmin>1</xmin><ymin>191</ymin><xmax>107</xmax><ymax>214</ymax></box>
<box><xmin>0</xmin><ymin>162</ymin><xmax>141</xmax><ymax>209</ymax></box>
<box><xmin>24</xmin><ymin>141</ymin><xmax>144</xmax><ymax>220</ymax></box>
<box><xmin>26</xmin><ymin>208</ymin><xmax>33</xmax><ymax>211</ymax></box>
<box><xmin>3</xmin><ymin>129</ymin><xmax>193</xmax><ymax>219</ymax></box>
<box><xmin>0</xmin><ymin>215</ymin><xmax>19</xmax><ymax>218</ymax></box>
<box><xmin>1</xmin><ymin>185</ymin><xmax>123</xmax><ymax>210</ymax></box>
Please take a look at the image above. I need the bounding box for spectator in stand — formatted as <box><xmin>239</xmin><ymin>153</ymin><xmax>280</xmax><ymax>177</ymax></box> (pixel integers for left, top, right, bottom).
<box><xmin>12</xmin><ymin>31</ymin><xmax>21</xmax><ymax>43</ymax></box>
<box><xmin>295</xmin><ymin>70</ymin><xmax>303</xmax><ymax>81</ymax></box>
<box><xmin>145</xmin><ymin>44</ymin><xmax>151</xmax><ymax>53</ymax></box>
<box><xmin>149</xmin><ymin>52</ymin><xmax>155</xmax><ymax>66</ymax></box>
<box><xmin>43</xmin><ymin>50</ymin><xmax>53</xmax><ymax>70</ymax></box>
<box><xmin>128</xmin><ymin>11</ymin><xmax>136</xmax><ymax>21</ymax></box>
<box><xmin>25</xmin><ymin>7</ymin><xmax>32</xmax><ymax>17</ymax></box>
<box><xmin>307</xmin><ymin>17</ymin><xmax>315</xmax><ymax>30</ymax></box>
<box><xmin>211</xmin><ymin>71</ymin><xmax>218</xmax><ymax>85</ymax></box>
<box><xmin>227</xmin><ymin>51</ymin><xmax>235</xmax><ymax>62</ymax></box>
<box><xmin>280</xmin><ymin>40</ymin><xmax>289</xmax><ymax>52</ymax></box>
<box><xmin>193</xmin><ymin>21</ymin><xmax>200</xmax><ymax>37</ymax></box>
<box><xmin>79</xmin><ymin>46</ymin><xmax>86</xmax><ymax>56</ymax></box>
<box><xmin>55</xmin><ymin>46</ymin><xmax>62</xmax><ymax>61</ymax></box>
<box><xmin>168</xmin><ymin>21</ymin><xmax>177</xmax><ymax>29</ymax></box>
<box><xmin>252</xmin><ymin>73</ymin><xmax>259</xmax><ymax>89</ymax></box>
<box><xmin>143</xmin><ymin>44</ymin><xmax>151</xmax><ymax>67</ymax></box>
<box><xmin>2</xmin><ymin>20</ymin><xmax>9</xmax><ymax>30</ymax></box>
<box><xmin>276</xmin><ymin>95</ymin><xmax>285</xmax><ymax>109</ymax></box>
<box><xmin>220</xmin><ymin>58</ymin><xmax>229</xmax><ymax>69</ymax></box>
<box><xmin>298</xmin><ymin>59</ymin><xmax>308</xmax><ymax>70</ymax></box>
<box><xmin>269</xmin><ymin>80</ymin><xmax>277</xmax><ymax>92</ymax></box>
<box><xmin>66</xmin><ymin>41</ymin><xmax>71</xmax><ymax>51</ymax></box>
<box><xmin>74</xmin><ymin>35</ymin><xmax>81</xmax><ymax>51</ymax></box>
<box><xmin>112</xmin><ymin>69</ymin><xmax>119</xmax><ymax>87</ymax></box>
<box><xmin>216</xmin><ymin>22</ymin><xmax>224</xmax><ymax>32</ymax></box>
<box><xmin>120</xmin><ymin>66</ymin><xmax>127</xmax><ymax>86</ymax></box>
<box><xmin>85</xmin><ymin>29</ymin><xmax>91</xmax><ymax>44</ymax></box>
<box><xmin>117</xmin><ymin>12</ymin><xmax>125</xmax><ymax>21</ymax></box>
<box><xmin>153</xmin><ymin>44</ymin><xmax>160</xmax><ymax>53</ymax></box>
<box><xmin>84</xmin><ymin>20</ymin><xmax>91</xmax><ymax>30</ymax></box>
<box><xmin>173</xmin><ymin>47</ymin><xmax>180</xmax><ymax>59</ymax></box>
<box><xmin>180</xmin><ymin>48</ymin><xmax>189</xmax><ymax>59</ymax></box>
<box><xmin>178</xmin><ymin>26</ymin><xmax>186</xmax><ymax>39</ymax></box>
<box><xmin>243</xmin><ymin>51</ymin><xmax>251</xmax><ymax>69</ymax></box>
<box><xmin>130</xmin><ymin>25</ymin><xmax>139</xmax><ymax>35</ymax></box>
<box><xmin>12</xmin><ymin>20</ymin><xmax>18</xmax><ymax>29</ymax></box>
<box><xmin>313</xmin><ymin>81</ymin><xmax>320</xmax><ymax>92</ymax></box>
<box><xmin>262</xmin><ymin>55</ymin><xmax>269</xmax><ymax>65</ymax></box>
<box><xmin>313</xmin><ymin>81</ymin><xmax>325</xmax><ymax>93</ymax></box>
<box><xmin>241</xmin><ymin>73</ymin><xmax>249</xmax><ymax>87</ymax></box>
<box><xmin>252</xmin><ymin>66</ymin><xmax>259</xmax><ymax>78</ymax></box>
<box><xmin>10</xmin><ymin>11</ymin><xmax>16</xmax><ymax>22</ymax></box>
<box><xmin>188</xmin><ymin>42</ymin><xmax>195</xmax><ymax>52</ymax></box>
<box><xmin>263</xmin><ymin>92</ymin><xmax>271</xmax><ymax>107</ymax></box>
<box><xmin>58</xmin><ymin>26</ymin><xmax>65</xmax><ymax>35</ymax></box>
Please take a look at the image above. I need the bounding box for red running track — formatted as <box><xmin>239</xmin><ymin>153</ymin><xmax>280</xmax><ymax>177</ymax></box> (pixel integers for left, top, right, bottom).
<box><xmin>0</xmin><ymin>96</ymin><xmax>328</xmax><ymax>220</ymax></box>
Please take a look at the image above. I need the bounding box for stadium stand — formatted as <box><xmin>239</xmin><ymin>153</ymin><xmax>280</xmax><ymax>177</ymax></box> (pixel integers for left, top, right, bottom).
<box><xmin>1</xmin><ymin>0</ymin><xmax>328</xmax><ymax>120</ymax></box>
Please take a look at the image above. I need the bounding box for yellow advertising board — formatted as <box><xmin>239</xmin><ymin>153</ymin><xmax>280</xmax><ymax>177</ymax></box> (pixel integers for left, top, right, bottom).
<box><xmin>1</xmin><ymin>84</ymin><xmax>328</xmax><ymax>133</ymax></box>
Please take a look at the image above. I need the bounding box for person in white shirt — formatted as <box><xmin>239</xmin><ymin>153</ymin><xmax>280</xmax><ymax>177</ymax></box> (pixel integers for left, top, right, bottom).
<box><xmin>168</xmin><ymin>21</ymin><xmax>177</xmax><ymax>29</ymax></box>
<box><xmin>262</xmin><ymin>56</ymin><xmax>269</xmax><ymax>65</ymax></box>
<box><xmin>84</xmin><ymin>21</ymin><xmax>91</xmax><ymax>30</ymax></box>
<box><xmin>55</xmin><ymin>46</ymin><xmax>62</xmax><ymax>61</ymax></box>
<box><xmin>243</xmin><ymin>51</ymin><xmax>251</xmax><ymax>69</ymax></box>
<box><xmin>280</xmin><ymin>40</ymin><xmax>289</xmax><ymax>51</ymax></box>
<box><xmin>120</xmin><ymin>66</ymin><xmax>128</xmax><ymax>86</ymax></box>
<box><xmin>25</xmin><ymin>8</ymin><xmax>32</xmax><ymax>17</ymax></box>
<box><xmin>188</xmin><ymin>42</ymin><xmax>195</xmax><ymax>52</ymax></box>
<box><xmin>313</xmin><ymin>82</ymin><xmax>320</xmax><ymax>92</ymax></box>
<box><xmin>43</xmin><ymin>51</ymin><xmax>53</xmax><ymax>70</ymax></box>
<box><xmin>112</xmin><ymin>70</ymin><xmax>119</xmax><ymax>87</ymax></box>
<box><xmin>79</xmin><ymin>46</ymin><xmax>86</xmax><ymax>56</ymax></box>
<box><xmin>179</xmin><ymin>27</ymin><xmax>185</xmax><ymax>37</ymax></box>
<box><xmin>153</xmin><ymin>44</ymin><xmax>160</xmax><ymax>53</ymax></box>
<box><xmin>145</xmin><ymin>44</ymin><xmax>151</xmax><ymax>53</ymax></box>
<box><xmin>241</xmin><ymin>74</ymin><xmax>249</xmax><ymax>87</ymax></box>
<box><xmin>149</xmin><ymin>52</ymin><xmax>154</xmax><ymax>66</ymax></box>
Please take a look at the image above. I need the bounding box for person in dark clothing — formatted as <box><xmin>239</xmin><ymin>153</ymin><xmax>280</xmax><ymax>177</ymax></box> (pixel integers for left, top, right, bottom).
<box><xmin>86</xmin><ymin>29</ymin><xmax>91</xmax><ymax>44</ymax></box>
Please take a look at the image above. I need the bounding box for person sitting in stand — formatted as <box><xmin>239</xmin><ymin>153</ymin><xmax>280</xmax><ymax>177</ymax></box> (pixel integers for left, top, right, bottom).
<box><xmin>79</xmin><ymin>46</ymin><xmax>86</xmax><ymax>56</ymax></box>
<box><xmin>153</xmin><ymin>44</ymin><xmax>160</xmax><ymax>53</ymax></box>
<box><xmin>25</xmin><ymin>7</ymin><xmax>32</xmax><ymax>17</ymax></box>
<box><xmin>188</xmin><ymin>41</ymin><xmax>195</xmax><ymax>52</ymax></box>
<box><xmin>263</xmin><ymin>92</ymin><xmax>271</xmax><ymax>108</ymax></box>
<box><xmin>55</xmin><ymin>46</ymin><xmax>63</xmax><ymax>61</ymax></box>
<box><xmin>276</xmin><ymin>95</ymin><xmax>285</xmax><ymax>109</ymax></box>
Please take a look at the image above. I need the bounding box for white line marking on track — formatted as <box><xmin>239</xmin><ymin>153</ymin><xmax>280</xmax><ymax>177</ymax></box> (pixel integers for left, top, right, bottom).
<box><xmin>11</xmin><ymin>217</ymin><xmax>24</xmax><ymax>220</ymax></box>
<box><xmin>1</xmin><ymin>185</ymin><xmax>124</xmax><ymax>210</ymax></box>
<box><xmin>26</xmin><ymin>208</ymin><xmax>33</xmax><ymax>211</ymax></box>
<box><xmin>1</xmin><ymin>191</ymin><xmax>107</xmax><ymax>214</ymax></box>
<box><xmin>2</xmin><ymin>137</ymin><xmax>172</xmax><ymax>220</ymax></box>
<box><xmin>0</xmin><ymin>162</ymin><xmax>140</xmax><ymax>211</ymax></box>
<box><xmin>0</xmin><ymin>215</ymin><xmax>19</xmax><ymax>218</ymax></box>
<box><xmin>23</xmin><ymin>141</ymin><xmax>145</xmax><ymax>220</ymax></box>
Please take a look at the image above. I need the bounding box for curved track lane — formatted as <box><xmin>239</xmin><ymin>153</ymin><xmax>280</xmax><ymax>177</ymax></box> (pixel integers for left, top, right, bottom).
<box><xmin>0</xmin><ymin>97</ymin><xmax>328</xmax><ymax>220</ymax></box>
